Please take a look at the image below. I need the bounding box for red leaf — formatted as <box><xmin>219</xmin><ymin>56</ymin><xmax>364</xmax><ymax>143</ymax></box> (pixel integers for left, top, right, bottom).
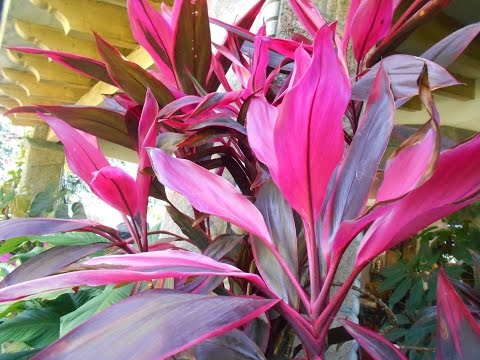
<box><xmin>436</xmin><ymin>270</ymin><xmax>480</xmax><ymax>359</ymax></box>
<box><xmin>350</xmin><ymin>0</ymin><xmax>394</xmax><ymax>62</ymax></box>
<box><xmin>341</xmin><ymin>320</ymin><xmax>407</xmax><ymax>360</ymax></box>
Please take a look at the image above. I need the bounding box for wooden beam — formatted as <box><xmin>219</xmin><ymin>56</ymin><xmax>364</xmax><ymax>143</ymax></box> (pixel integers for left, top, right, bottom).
<box><xmin>14</xmin><ymin>19</ymin><xmax>102</xmax><ymax>60</ymax></box>
<box><xmin>2</xmin><ymin>69</ymin><xmax>89</xmax><ymax>103</ymax></box>
<box><xmin>0</xmin><ymin>96</ymin><xmax>20</xmax><ymax>109</ymax></box>
<box><xmin>7</xmin><ymin>113</ymin><xmax>42</xmax><ymax>127</ymax></box>
<box><xmin>7</xmin><ymin>49</ymin><xmax>94</xmax><ymax>86</ymax></box>
<box><xmin>0</xmin><ymin>84</ymin><xmax>71</xmax><ymax>105</ymax></box>
<box><xmin>29</xmin><ymin>0</ymin><xmax>137</xmax><ymax>50</ymax></box>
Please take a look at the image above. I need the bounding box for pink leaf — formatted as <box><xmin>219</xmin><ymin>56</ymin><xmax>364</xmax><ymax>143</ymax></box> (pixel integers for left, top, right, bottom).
<box><xmin>356</xmin><ymin>134</ymin><xmax>480</xmax><ymax>266</ymax></box>
<box><xmin>286</xmin><ymin>0</ymin><xmax>325</xmax><ymax>37</ymax></box>
<box><xmin>127</xmin><ymin>0</ymin><xmax>176</xmax><ymax>86</ymax></box>
<box><xmin>436</xmin><ymin>270</ymin><xmax>480</xmax><ymax>359</ymax></box>
<box><xmin>91</xmin><ymin>166</ymin><xmax>139</xmax><ymax>217</ymax></box>
<box><xmin>342</xmin><ymin>0</ymin><xmax>362</xmax><ymax>53</ymax></box>
<box><xmin>342</xmin><ymin>320</ymin><xmax>407</xmax><ymax>360</ymax></box>
<box><xmin>0</xmin><ymin>250</ymin><xmax>267</xmax><ymax>302</ymax></box>
<box><xmin>273</xmin><ymin>25</ymin><xmax>350</xmax><ymax>223</ymax></box>
<box><xmin>148</xmin><ymin>148</ymin><xmax>272</xmax><ymax>244</ymax></box>
<box><xmin>246</xmin><ymin>95</ymin><xmax>278</xmax><ymax>175</ymax></box>
<box><xmin>138</xmin><ymin>88</ymin><xmax>159</xmax><ymax>172</ymax></box>
<box><xmin>39</xmin><ymin>114</ymin><xmax>109</xmax><ymax>184</ymax></box>
<box><xmin>351</xmin><ymin>0</ymin><xmax>394</xmax><ymax>62</ymax></box>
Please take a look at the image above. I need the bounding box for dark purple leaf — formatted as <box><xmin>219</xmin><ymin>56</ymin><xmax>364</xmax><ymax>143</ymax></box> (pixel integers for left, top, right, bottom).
<box><xmin>421</xmin><ymin>22</ymin><xmax>480</xmax><ymax>68</ymax></box>
<box><xmin>94</xmin><ymin>34</ymin><xmax>174</xmax><ymax>106</ymax></box>
<box><xmin>254</xmin><ymin>181</ymin><xmax>298</xmax><ymax>307</ymax></box>
<box><xmin>187</xmin><ymin>115</ymin><xmax>247</xmax><ymax>136</ymax></box>
<box><xmin>7</xmin><ymin>105</ymin><xmax>131</xmax><ymax>149</ymax></box>
<box><xmin>172</xmin><ymin>0</ymin><xmax>212</xmax><ymax>94</ymax></box>
<box><xmin>341</xmin><ymin>320</ymin><xmax>407</xmax><ymax>360</ymax></box>
<box><xmin>33</xmin><ymin>290</ymin><xmax>278</xmax><ymax>360</ymax></box>
<box><xmin>436</xmin><ymin>270</ymin><xmax>480</xmax><ymax>359</ymax></box>
<box><xmin>331</xmin><ymin>64</ymin><xmax>394</xmax><ymax>233</ymax></box>
<box><xmin>352</xmin><ymin>55</ymin><xmax>459</xmax><ymax>105</ymax></box>
<box><xmin>191</xmin><ymin>329</ymin><xmax>266</xmax><ymax>360</ymax></box>
<box><xmin>0</xmin><ymin>244</ymin><xmax>111</xmax><ymax>288</ymax></box>
<box><xmin>0</xmin><ymin>218</ymin><xmax>116</xmax><ymax>241</ymax></box>
<box><xmin>8</xmin><ymin>47</ymin><xmax>114</xmax><ymax>85</ymax></box>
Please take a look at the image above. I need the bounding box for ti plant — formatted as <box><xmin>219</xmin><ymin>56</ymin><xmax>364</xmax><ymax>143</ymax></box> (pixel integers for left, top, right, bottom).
<box><xmin>1</xmin><ymin>0</ymin><xmax>480</xmax><ymax>359</ymax></box>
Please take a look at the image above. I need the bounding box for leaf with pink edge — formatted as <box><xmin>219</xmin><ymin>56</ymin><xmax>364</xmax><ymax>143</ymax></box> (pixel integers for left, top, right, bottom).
<box><xmin>436</xmin><ymin>270</ymin><xmax>480</xmax><ymax>359</ymax></box>
<box><xmin>33</xmin><ymin>290</ymin><xmax>278</xmax><ymax>360</ymax></box>
<box><xmin>286</xmin><ymin>0</ymin><xmax>325</xmax><ymax>37</ymax></box>
<box><xmin>341</xmin><ymin>320</ymin><xmax>407</xmax><ymax>360</ymax></box>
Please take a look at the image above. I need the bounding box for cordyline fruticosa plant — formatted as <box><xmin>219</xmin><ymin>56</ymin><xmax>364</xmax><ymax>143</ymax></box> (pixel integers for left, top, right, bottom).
<box><xmin>1</xmin><ymin>0</ymin><xmax>480</xmax><ymax>358</ymax></box>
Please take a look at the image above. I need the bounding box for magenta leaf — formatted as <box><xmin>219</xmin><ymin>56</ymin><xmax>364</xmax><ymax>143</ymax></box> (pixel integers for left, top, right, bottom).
<box><xmin>356</xmin><ymin>134</ymin><xmax>480</xmax><ymax>266</ymax></box>
<box><xmin>8</xmin><ymin>47</ymin><xmax>114</xmax><ymax>85</ymax></box>
<box><xmin>172</xmin><ymin>0</ymin><xmax>212</xmax><ymax>94</ymax></box>
<box><xmin>0</xmin><ymin>244</ymin><xmax>111</xmax><ymax>288</ymax></box>
<box><xmin>148</xmin><ymin>148</ymin><xmax>272</xmax><ymax>244</ymax></box>
<box><xmin>331</xmin><ymin>64</ymin><xmax>394</xmax><ymax>231</ymax></box>
<box><xmin>138</xmin><ymin>88</ymin><xmax>159</xmax><ymax>171</ymax></box>
<box><xmin>273</xmin><ymin>25</ymin><xmax>350</xmax><ymax>223</ymax></box>
<box><xmin>91</xmin><ymin>166</ymin><xmax>139</xmax><ymax>217</ymax></box>
<box><xmin>127</xmin><ymin>0</ymin><xmax>175</xmax><ymax>86</ymax></box>
<box><xmin>246</xmin><ymin>95</ymin><xmax>278</xmax><ymax>175</ymax></box>
<box><xmin>0</xmin><ymin>250</ymin><xmax>268</xmax><ymax>302</ymax></box>
<box><xmin>0</xmin><ymin>218</ymin><xmax>115</xmax><ymax>241</ymax></box>
<box><xmin>33</xmin><ymin>290</ymin><xmax>278</xmax><ymax>360</ymax></box>
<box><xmin>350</xmin><ymin>0</ymin><xmax>394</xmax><ymax>62</ymax></box>
<box><xmin>39</xmin><ymin>114</ymin><xmax>110</xmax><ymax>184</ymax></box>
<box><xmin>286</xmin><ymin>0</ymin><xmax>325</xmax><ymax>37</ymax></box>
<box><xmin>341</xmin><ymin>320</ymin><xmax>407</xmax><ymax>360</ymax></box>
<box><xmin>421</xmin><ymin>22</ymin><xmax>480</xmax><ymax>68</ymax></box>
<box><xmin>436</xmin><ymin>270</ymin><xmax>480</xmax><ymax>359</ymax></box>
<box><xmin>254</xmin><ymin>181</ymin><xmax>299</xmax><ymax>307</ymax></box>
<box><xmin>352</xmin><ymin>55</ymin><xmax>460</xmax><ymax>105</ymax></box>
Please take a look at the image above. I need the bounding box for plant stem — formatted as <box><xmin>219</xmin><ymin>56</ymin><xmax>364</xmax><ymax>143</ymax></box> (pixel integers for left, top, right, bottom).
<box><xmin>312</xmin><ymin>255</ymin><xmax>341</xmax><ymax>318</ymax></box>
<box><xmin>304</xmin><ymin>219</ymin><xmax>320</xmax><ymax>305</ymax></box>
<box><xmin>146</xmin><ymin>230</ymin><xmax>189</xmax><ymax>241</ymax></box>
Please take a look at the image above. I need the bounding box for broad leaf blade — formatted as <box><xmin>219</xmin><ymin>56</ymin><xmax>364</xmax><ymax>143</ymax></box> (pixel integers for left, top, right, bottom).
<box><xmin>341</xmin><ymin>320</ymin><xmax>407</xmax><ymax>360</ymax></box>
<box><xmin>351</xmin><ymin>0</ymin><xmax>394</xmax><ymax>62</ymax></box>
<box><xmin>95</xmin><ymin>34</ymin><xmax>174</xmax><ymax>105</ymax></box>
<box><xmin>286</xmin><ymin>0</ymin><xmax>325</xmax><ymax>37</ymax></box>
<box><xmin>166</xmin><ymin>206</ymin><xmax>210</xmax><ymax>250</ymax></box>
<box><xmin>148</xmin><ymin>149</ymin><xmax>272</xmax><ymax>244</ymax></box>
<box><xmin>273</xmin><ymin>25</ymin><xmax>350</xmax><ymax>223</ymax></box>
<box><xmin>60</xmin><ymin>284</ymin><xmax>133</xmax><ymax>336</ymax></box>
<box><xmin>436</xmin><ymin>270</ymin><xmax>480</xmax><ymax>359</ymax></box>
<box><xmin>172</xmin><ymin>0</ymin><xmax>212</xmax><ymax>94</ymax></box>
<box><xmin>254</xmin><ymin>181</ymin><xmax>298</xmax><ymax>307</ymax></box>
<box><xmin>421</xmin><ymin>22</ymin><xmax>480</xmax><ymax>68</ymax></box>
<box><xmin>0</xmin><ymin>250</ymin><xmax>266</xmax><ymax>302</ymax></box>
<box><xmin>34</xmin><ymin>290</ymin><xmax>278</xmax><ymax>360</ymax></box>
<box><xmin>0</xmin><ymin>244</ymin><xmax>110</xmax><ymax>288</ymax></box>
<box><xmin>352</xmin><ymin>55</ymin><xmax>460</xmax><ymax>105</ymax></box>
<box><xmin>0</xmin><ymin>218</ymin><xmax>115</xmax><ymax>241</ymax></box>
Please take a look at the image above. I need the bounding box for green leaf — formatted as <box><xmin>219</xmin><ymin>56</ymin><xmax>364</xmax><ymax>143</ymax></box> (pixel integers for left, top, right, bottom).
<box><xmin>388</xmin><ymin>278</ymin><xmax>412</xmax><ymax>307</ymax></box>
<box><xmin>0</xmin><ymin>237</ymin><xmax>29</xmax><ymax>255</ymax></box>
<box><xmin>405</xmin><ymin>279</ymin><xmax>424</xmax><ymax>315</ymax></box>
<box><xmin>0</xmin><ymin>308</ymin><xmax>60</xmax><ymax>348</ymax></box>
<box><xmin>71</xmin><ymin>202</ymin><xmax>87</xmax><ymax>219</ymax></box>
<box><xmin>166</xmin><ymin>206</ymin><xmax>210</xmax><ymax>250</ymax></box>
<box><xmin>24</xmin><ymin>233</ymin><xmax>109</xmax><ymax>247</ymax></box>
<box><xmin>28</xmin><ymin>191</ymin><xmax>55</xmax><ymax>217</ymax></box>
<box><xmin>380</xmin><ymin>263</ymin><xmax>408</xmax><ymax>291</ymax></box>
<box><xmin>0</xmin><ymin>348</ymin><xmax>41</xmax><ymax>360</ymax></box>
<box><xmin>60</xmin><ymin>284</ymin><xmax>133</xmax><ymax>336</ymax></box>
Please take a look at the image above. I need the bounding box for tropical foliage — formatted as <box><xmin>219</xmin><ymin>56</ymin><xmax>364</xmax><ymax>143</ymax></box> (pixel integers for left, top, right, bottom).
<box><xmin>1</xmin><ymin>0</ymin><xmax>480</xmax><ymax>359</ymax></box>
